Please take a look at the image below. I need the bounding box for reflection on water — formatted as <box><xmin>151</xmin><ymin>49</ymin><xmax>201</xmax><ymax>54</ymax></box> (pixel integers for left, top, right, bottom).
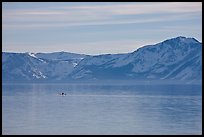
<box><xmin>2</xmin><ymin>84</ymin><xmax>202</xmax><ymax>135</ymax></box>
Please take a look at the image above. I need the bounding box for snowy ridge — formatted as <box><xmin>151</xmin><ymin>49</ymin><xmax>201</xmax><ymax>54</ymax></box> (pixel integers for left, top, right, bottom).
<box><xmin>35</xmin><ymin>51</ymin><xmax>87</xmax><ymax>61</ymax></box>
<box><xmin>2</xmin><ymin>36</ymin><xmax>202</xmax><ymax>83</ymax></box>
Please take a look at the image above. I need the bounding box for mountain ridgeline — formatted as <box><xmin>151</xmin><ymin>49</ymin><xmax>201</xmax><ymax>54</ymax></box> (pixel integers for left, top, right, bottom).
<box><xmin>2</xmin><ymin>36</ymin><xmax>202</xmax><ymax>83</ymax></box>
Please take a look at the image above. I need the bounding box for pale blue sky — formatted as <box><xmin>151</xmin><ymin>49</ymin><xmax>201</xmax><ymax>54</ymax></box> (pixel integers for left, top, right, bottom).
<box><xmin>2</xmin><ymin>2</ymin><xmax>202</xmax><ymax>55</ymax></box>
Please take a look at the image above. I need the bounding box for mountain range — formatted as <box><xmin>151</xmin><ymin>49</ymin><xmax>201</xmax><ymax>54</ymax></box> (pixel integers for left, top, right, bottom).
<box><xmin>2</xmin><ymin>36</ymin><xmax>202</xmax><ymax>84</ymax></box>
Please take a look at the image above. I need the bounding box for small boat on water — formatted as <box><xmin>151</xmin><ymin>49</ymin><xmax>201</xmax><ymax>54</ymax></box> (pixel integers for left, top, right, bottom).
<box><xmin>59</xmin><ymin>92</ymin><xmax>66</xmax><ymax>96</ymax></box>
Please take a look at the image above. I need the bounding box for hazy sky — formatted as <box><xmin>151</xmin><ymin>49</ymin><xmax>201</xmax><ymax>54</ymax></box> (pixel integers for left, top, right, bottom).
<box><xmin>2</xmin><ymin>2</ymin><xmax>202</xmax><ymax>55</ymax></box>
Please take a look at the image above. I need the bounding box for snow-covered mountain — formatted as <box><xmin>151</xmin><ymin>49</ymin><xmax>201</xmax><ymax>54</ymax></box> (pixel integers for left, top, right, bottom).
<box><xmin>2</xmin><ymin>52</ymin><xmax>87</xmax><ymax>82</ymax></box>
<box><xmin>68</xmin><ymin>36</ymin><xmax>202</xmax><ymax>81</ymax></box>
<box><xmin>2</xmin><ymin>36</ymin><xmax>202</xmax><ymax>83</ymax></box>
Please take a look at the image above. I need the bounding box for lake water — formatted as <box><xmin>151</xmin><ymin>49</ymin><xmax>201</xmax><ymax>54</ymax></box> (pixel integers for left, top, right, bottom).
<box><xmin>2</xmin><ymin>83</ymin><xmax>202</xmax><ymax>135</ymax></box>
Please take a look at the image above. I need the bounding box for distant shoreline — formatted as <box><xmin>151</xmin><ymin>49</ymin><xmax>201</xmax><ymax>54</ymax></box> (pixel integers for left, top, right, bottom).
<box><xmin>2</xmin><ymin>79</ymin><xmax>202</xmax><ymax>85</ymax></box>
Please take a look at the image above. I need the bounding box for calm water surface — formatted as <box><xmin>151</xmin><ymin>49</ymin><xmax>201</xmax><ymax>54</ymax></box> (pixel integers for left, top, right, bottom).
<box><xmin>2</xmin><ymin>83</ymin><xmax>202</xmax><ymax>135</ymax></box>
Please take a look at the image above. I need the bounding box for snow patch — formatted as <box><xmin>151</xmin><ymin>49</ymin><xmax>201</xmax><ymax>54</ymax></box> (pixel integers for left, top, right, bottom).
<box><xmin>32</xmin><ymin>69</ymin><xmax>46</xmax><ymax>79</ymax></box>
<box><xmin>28</xmin><ymin>52</ymin><xmax>37</xmax><ymax>58</ymax></box>
<box><xmin>72</xmin><ymin>63</ymin><xmax>78</xmax><ymax>67</ymax></box>
<box><xmin>28</xmin><ymin>52</ymin><xmax>47</xmax><ymax>63</ymax></box>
